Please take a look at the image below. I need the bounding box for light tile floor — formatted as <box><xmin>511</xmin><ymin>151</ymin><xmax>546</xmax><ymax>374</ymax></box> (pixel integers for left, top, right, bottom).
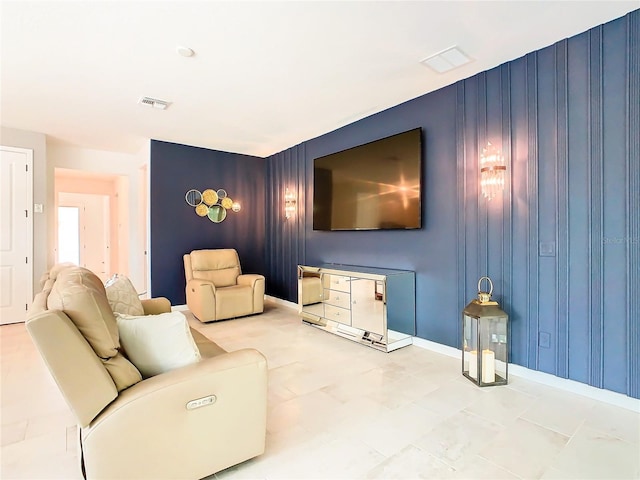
<box><xmin>1</xmin><ymin>300</ymin><xmax>639</xmax><ymax>479</ymax></box>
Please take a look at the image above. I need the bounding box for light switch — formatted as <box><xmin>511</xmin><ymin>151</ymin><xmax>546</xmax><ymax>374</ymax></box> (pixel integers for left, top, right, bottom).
<box><xmin>34</xmin><ymin>203</ymin><xmax>43</xmax><ymax>213</ymax></box>
<box><xmin>539</xmin><ymin>242</ymin><xmax>556</xmax><ymax>257</ymax></box>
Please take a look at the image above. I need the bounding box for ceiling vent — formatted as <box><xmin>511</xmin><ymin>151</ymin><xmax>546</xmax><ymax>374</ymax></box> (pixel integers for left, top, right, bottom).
<box><xmin>138</xmin><ymin>96</ymin><xmax>171</xmax><ymax>110</ymax></box>
<box><xmin>420</xmin><ymin>46</ymin><xmax>471</xmax><ymax>74</ymax></box>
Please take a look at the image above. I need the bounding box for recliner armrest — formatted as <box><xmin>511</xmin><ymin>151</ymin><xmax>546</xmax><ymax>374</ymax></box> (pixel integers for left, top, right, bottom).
<box><xmin>237</xmin><ymin>274</ymin><xmax>265</xmax><ymax>288</ymax></box>
<box><xmin>141</xmin><ymin>297</ymin><xmax>171</xmax><ymax>315</ymax></box>
<box><xmin>187</xmin><ymin>278</ymin><xmax>217</xmax><ymax>293</ymax></box>
<box><xmin>81</xmin><ymin>349</ymin><xmax>267</xmax><ymax>479</ymax></box>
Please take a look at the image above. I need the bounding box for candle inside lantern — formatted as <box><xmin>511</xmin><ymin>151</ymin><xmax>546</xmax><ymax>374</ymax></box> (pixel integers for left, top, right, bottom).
<box><xmin>468</xmin><ymin>350</ymin><xmax>478</xmax><ymax>379</ymax></box>
<box><xmin>482</xmin><ymin>349</ymin><xmax>496</xmax><ymax>383</ymax></box>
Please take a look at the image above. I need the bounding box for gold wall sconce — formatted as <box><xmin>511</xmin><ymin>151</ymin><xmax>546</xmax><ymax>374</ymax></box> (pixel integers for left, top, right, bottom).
<box><xmin>185</xmin><ymin>188</ymin><xmax>241</xmax><ymax>223</ymax></box>
<box><xmin>284</xmin><ymin>188</ymin><xmax>296</xmax><ymax>219</ymax></box>
<box><xmin>480</xmin><ymin>143</ymin><xmax>506</xmax><ymax>200</ymax></box>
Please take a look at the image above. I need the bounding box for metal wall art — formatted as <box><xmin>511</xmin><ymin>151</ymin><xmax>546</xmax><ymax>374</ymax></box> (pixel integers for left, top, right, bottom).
<box><xmin>185</xmin><ymin>188</ymin><xmax>241</xmax><ymax>223</ymax></box>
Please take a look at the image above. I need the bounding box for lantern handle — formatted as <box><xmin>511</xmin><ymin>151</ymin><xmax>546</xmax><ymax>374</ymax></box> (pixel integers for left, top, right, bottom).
<box><xmin>477</xmin><ymin>276</ymin><xmax>493</xmax><ymax>296</ymax></box>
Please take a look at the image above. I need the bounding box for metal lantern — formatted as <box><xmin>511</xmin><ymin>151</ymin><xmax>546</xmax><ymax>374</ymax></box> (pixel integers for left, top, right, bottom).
<box><xmin>462</xmin><ymin>276</ymin><xmax>508</xmax><ymax>386</ymax></box>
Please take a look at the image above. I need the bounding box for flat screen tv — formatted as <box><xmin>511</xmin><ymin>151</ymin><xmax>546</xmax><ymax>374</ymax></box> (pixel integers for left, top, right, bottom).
<box><xmin>313</xmin><ymin>127</ymin><xmax>423</xmax><ymax>231</ymax></box>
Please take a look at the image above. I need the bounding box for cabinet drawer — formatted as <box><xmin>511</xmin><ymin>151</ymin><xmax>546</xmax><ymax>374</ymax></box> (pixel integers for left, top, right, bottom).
<box><xmin>324</xmin><ymin>304</ymin><xmax>350</xmax><ymax>325</ymax></box>
<box><xmin>322</xmin><ymin>274</ymin><xmax>351</xmax><ymax>293</ymax></box>
<box><xmin>323</xmin><ymin>289</ymin><xmax>351</xmax><ymax>309</ymax></box>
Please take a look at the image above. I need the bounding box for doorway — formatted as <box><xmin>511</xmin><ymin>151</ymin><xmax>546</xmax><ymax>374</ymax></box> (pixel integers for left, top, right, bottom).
<box><xmin>57</xmin><ymin>193</ymin><xmax>110</xmax><ymax>281</ymax></box>
<box><xmin>55</xmin><ymin>169</ymin><xmax>125</xmax><ymax>283</ymax></box>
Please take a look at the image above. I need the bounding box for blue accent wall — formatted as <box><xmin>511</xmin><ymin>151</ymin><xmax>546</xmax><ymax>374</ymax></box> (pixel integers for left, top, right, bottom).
<box><xmin>149</xmin><ymin>11</ymin><xmax>638</xmax><ymax>398</ymax></box>
<box><xmin>150</xmin><ymin>140</ymin><xmax>265</xmax><ymax>305</ymax></box>
<box><xmin>265</xmin><ymin>11</ymin><xmax>639</xmax><ymax>398</ymax></box>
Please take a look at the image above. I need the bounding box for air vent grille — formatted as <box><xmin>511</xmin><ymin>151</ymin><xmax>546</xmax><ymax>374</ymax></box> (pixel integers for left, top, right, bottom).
<box><xmin>138</xmin><ymin>96</ymin><xmax>171</xmax><ymax>110</ymax></box>
<box><xmin>420</xmin><ymin>46</ymin><xmax>471</xmax><ymax>74</ymax></box>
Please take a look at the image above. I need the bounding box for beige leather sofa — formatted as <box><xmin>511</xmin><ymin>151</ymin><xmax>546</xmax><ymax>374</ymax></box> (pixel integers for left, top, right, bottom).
<box><xmin>184</xmin><ymin>249</ymin><xmax>265</xmax><ymax>323</ymax></box>
<box><xmin>26</xmin><ymin>265</ymin><xmax>267</xmax><ymax>480</ymax></box>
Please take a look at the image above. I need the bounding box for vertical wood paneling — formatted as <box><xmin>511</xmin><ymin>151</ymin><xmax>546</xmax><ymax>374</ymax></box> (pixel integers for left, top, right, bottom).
<box><xmin>556</xmin><ymin>40</ymin><xmax>570</xmax><ymax>379</ymax></box>
<box><xmin>265</xmin><ymin>144</ymin><xmax>307</xmax><ymax>302</ymax></box>
<box><xmin>627</xmin><ymin>10</ymin><xmax>640</xmax><ymax>399</ymax></box>
<box><xmin>526</xmin><ymin>53</ymin><xmax>540</xmax><ymax>368</ymax></box>
<box><xmin>456</xmin><ymin>82</ymin><xmax>466</xmax><ymax>345</ymax></box>
<box><xmin>500</xmin><ymin>63</ymin><xmax>513</xmax><ymax>352</ymax></box>
<box><xmin>297</xmin><ymin>143</ymin><xmax>307</xmax><ymax>268</ymax></box>
<box><xmin>477</xmin><ymin>73</ymin><xmax>488</xmax><ymax>278</ymax></box>
<box><xmin>465</xmin><ymin>79</ymin><xmax>480</xmax><ymax>300</ymax></box>
<box><xmin>589</xmin><ymin>27</ymin><xmax>604</xmax><ymax>388</ymax></box>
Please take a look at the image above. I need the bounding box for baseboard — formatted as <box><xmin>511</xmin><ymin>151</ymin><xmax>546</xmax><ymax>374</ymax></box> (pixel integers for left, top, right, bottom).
<box><xmin>171</xmin><ymin>304</ymin><xmax>189</xmax><ymax>312</ymax></box>
<box><xmin>412</xmin><ymin>337</ymin><xmax>640</xmax><ymax>412</ymax></box>
<box><xmin>265</xmin><ymin>295</ymin><xmax>298</xmax><ymax>310</ymax></box>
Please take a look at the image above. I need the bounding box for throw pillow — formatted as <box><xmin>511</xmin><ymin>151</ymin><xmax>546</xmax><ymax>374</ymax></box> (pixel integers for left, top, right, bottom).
<box><xmin>115</xmin><ymin>311</ymin><xmax>202</xmax><ymax>378</ymax></box>
<box><xmin>105</xmin><ymin>274</ymin><xmax>144</xmax><ymax>316</ymax></box>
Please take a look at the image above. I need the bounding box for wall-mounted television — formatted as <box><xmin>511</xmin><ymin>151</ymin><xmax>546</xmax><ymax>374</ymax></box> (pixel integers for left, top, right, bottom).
<box><xmin>313</xmin><ymin>127</ymin><xmax>423</xmax><ymax>231</ymax></box>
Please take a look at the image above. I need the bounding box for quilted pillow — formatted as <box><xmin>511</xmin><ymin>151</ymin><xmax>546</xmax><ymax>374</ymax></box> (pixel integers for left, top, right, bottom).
<box><xmin>115</xmin><ymin>311</ymin><xmax>202</xmax><ymax>378</ymax></box>
<box><xmin>105</xmin><ymin>274</ymin><xmax>144</xmax><ymax>316</ymax></box>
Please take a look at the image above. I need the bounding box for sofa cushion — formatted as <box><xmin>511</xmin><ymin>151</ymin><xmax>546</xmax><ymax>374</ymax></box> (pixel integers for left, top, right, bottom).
<box><xmin>116</xmin><ymin>311</ymin><xmax>202</xmax><ymax>378</ymax></box>
<box><xmin>47</xmin><ymin>267</ymin><xmax>119</xmax><ymax>359</ymax></box>
<box><xmin>215</xmin><ymin>285</ymin><xmax>254</xmax><ymax>319</ymax></box>
<box><xmin>105</xmin><ymin>274</ymin><xmax>144</xmax><ymax>316</ymax></box>
<box><xmin>103</xmin><ymin>353</ymin><xmax>143</xmax><ymax>391</ymax></box>
<box><xmin>190</xmin><ymin>249</ymin><xmax>240</xmax><ymax>287</ymax></box>
<box><xmin>46</xmin><ymin>266</ymin><xmax>141</xmax><ymax>391</ymax></box>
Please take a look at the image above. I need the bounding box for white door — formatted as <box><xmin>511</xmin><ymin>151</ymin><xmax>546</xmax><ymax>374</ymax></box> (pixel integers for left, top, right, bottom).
<box><xmin>58</xmin><ymin>192</ymin><xmax>110</xmax><ymax>281</ymax></box>
<box><xmin>0</xmin><ymin>147</ymin><xmax>33</xmax><ymax>325</ymax></box>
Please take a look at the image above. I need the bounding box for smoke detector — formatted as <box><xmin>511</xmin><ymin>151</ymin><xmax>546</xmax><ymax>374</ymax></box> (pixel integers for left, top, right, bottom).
<box><xmin>420</xmin><ymin>46</ymin><xmax>471</xmax><ymax>74</ymax></box>
<box><xmin>138</xmin><ymin>96</ymin><xmax>171</xmax><ymax>110</ymax></box>
<box><xmin>176</xmin><ymin>46</ymin><xmax>195</xmax><ymax>57</ymax></box>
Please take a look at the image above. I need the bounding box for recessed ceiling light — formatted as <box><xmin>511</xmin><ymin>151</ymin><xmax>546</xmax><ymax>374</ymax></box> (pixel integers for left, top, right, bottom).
<box><xmin>138</xmin><ymin>96</ymin><xmax>171</xmax><ymax>110</ymax></box>
<box><xmin>420</xmin><ymin>46</ymin><xmax>471</xmax><ymax>74</ymax></box>
<box><xmin>176</xmin><ymin>46</ymin><xmax>195</xmax><ymax>58</ymax></box>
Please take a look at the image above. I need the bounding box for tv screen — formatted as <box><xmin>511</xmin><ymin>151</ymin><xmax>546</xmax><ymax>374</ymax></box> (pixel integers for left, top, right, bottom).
<box><xmin>313</xmin><ymin>128</ymin><xmax>423</xmax><ymax>231</ymax></box>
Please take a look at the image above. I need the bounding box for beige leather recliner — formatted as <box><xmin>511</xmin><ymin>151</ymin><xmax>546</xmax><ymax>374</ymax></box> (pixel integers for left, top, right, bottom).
<box><xmin>184</xmin><ymin>249</ymin><xmax>265</xmax><ymax>323</ymax></box>
<box><xmin>26</xmin><ymin>265</ymin><xmax>267</xmax><ymax>480</ymax></box>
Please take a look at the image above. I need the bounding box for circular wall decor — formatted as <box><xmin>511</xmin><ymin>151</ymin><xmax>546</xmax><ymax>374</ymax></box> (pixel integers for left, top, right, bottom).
<box><xmin>202</xmin><ymin>189</ymin><xmax>218</xmax><ymax>206</ymax></box>
<box><xmin>195</xmin><ymin>204</ymin><xmax>209</xmax><ymax>217</ymax></box>
<box><xmin>207</xmin><ymin>205</ymin><xmax>227</xmax><ymax>223</ymax></box>
<box><xmin>185</xmin><ymin>189</ymin><xmax>203</xmax><ymax>206</ymax></box>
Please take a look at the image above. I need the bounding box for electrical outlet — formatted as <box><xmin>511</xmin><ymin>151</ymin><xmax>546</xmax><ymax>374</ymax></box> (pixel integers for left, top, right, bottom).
<box><xmin>539</xmin><ymin>331</ymin><xmax>551</xmax><ymax>349</ymax></box>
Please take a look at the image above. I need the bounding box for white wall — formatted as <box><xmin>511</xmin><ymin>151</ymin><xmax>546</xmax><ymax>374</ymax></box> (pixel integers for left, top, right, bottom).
<box><xmin>0</xmin><ymin>127</ymin><xmax>48</xmax><ymax>291</ymax></box>
<box><xmin>47</xmin><ymin>142</ymin><xmax>149</xmax><ymax>291</ymax></box>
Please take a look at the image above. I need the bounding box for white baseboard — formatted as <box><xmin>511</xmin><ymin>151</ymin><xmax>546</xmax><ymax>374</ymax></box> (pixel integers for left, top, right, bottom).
<box><xmin>171</xmin><ymin>304</ymin><xmax>189</xmax><ymax>312</ymax></box>
<box><xmin>412</xmin><ymin>337</ymin><xmax>640</xmax><ymax>412</ymax></box>
<box><xmin>265</xmin><ymin>295</ymin><xmax>298</xmax><ymax>310</ymax></box>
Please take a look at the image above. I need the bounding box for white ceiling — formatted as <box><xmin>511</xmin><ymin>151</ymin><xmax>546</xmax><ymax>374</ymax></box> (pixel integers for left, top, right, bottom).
<box><xmin>1</xmin><ymin>1</ymin><xmax>637</xmax><ymax>158</ymax></box>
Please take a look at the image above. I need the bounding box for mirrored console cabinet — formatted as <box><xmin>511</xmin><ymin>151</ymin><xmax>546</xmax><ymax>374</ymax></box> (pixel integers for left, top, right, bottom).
<box><xmin>298</xmin><ymin>264</ymin><xmax>416</xmax><ymax>352</ymax></box>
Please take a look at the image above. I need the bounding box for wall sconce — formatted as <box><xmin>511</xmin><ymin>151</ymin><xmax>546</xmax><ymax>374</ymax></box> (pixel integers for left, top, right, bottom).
<box><xmin>480</xmin><ymin>142</ymin><xmax>506</xmax><ymax>201</ymax></box>
<box><xmin>185</xmin><ymin>188</ymin><xmax>241</xmax><ymax>223</ymax></box>
<box><xmin>284</xmin><ymin>188</ymin><xmax>296</xmax><ymax>219</ymax></box>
